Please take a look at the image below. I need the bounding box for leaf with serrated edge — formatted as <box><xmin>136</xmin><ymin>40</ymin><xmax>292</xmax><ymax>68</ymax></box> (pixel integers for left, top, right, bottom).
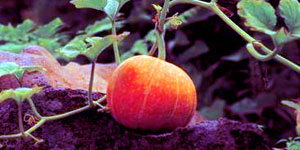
<box><xmin>57</xmin><ymin>36</ymin><xmax>88</xmax><ymax>60</ymax></box>
<box><xmin>237</xmin><ymin>0</ymin><xmax>276</xmax><ymax>35</ymax></box>
<box><xmin>84</xmin><ymin>35</ymin><xmax>118</xmax><ymax>60</ymax></box>
<box><xmin>0</xmin><ymin>87</ymin><xmax>41</xmax><ymax>103</ymax></box>
<box><xmin>33</xmin><ymin>18</ymin><xmax>63</xmax><ymax>38</ymax></box>
<box><xmin>84</xmin><ymin>17</ymin><xmax>123</xmax><ymax>35</ymax></box>
<box><xmin>71</xmin><ymin>0</ymin><xmax>107</xmax><ymax>11</ymax></box>
<box><xmin>71</xmin><ymin>0</ymin><xmax>130</xmax><ymax>19</ymax></box>
<box><xmin>279</xmin><ymin>0</ymin><xmax>300</xmax><ymax>37</ymax></box>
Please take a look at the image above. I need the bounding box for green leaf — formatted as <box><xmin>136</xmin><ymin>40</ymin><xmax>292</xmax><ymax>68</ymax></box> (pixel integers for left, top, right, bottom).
<box><xmin>222</xmin><ymin>47</ymin><xmax>248</xmax><ymax>62</ymax></box>
<box><xmin>71</xmin><ymin>0</ymin><xmax>107</xmax><ymax>11</ymax></box>
<box><xmin>130</xmin><ymin>40</ymin><xmax>148</xmax><ymax>54</ymax></box>
<box><xmin>231</xmin><ymin>93</ymin><xmax>276</xmax><ymax>115</ymax></box>
<box><xmin>287</xmin><ymin>140</ymin><xmax>300</xmax><ymax>149</ymax></box>
<box><xmin>165</xmin><ymin>7</ymin><xmax>215</xmax><ymax>29</ymax></box>
<box><xmin>104</xmin><ymin>0</ymin><xmax>119</xmax><ymax>19</ymax></box>
<box><xmin>84</xmin><ymin>35</ymin><xmax>118</xmax><ymax>60</ymax></box>
<box><xmin>121</xmin><ymin>40</ymin><xmax>148</xmax><ymax>61</ymax></box>
<box><xmin>71</xmin><ymin>0</ymin><xmax>130</xmax><ymax>19</ymax></box>
<box><xmin>84</xmin><ymin>17</ymin><xmax>124</xmax><ymax>35</ymax></box>
<box><xmin>279</xmin><ymin>0</ymin><xmax>300</xmax><ymax>37</ymax></box>
<box><xmin>17</xmin><ymin>19</ymin><xmax>35</xmax><ymax>33</ymax></box>
<box><xmin>282</xmin><ymin>100</ymin><xmax>300</xmax><ymax>111</ymax></box>
<box><xmin>0</xmin><ymin>18</ymin><xmax>65</xmax><ymax>54</ymax></box>
<box><xmin>168</xmin><ymin>30</ymin><xmax>190</xmax><ymax>50</ymax></box>
<box><xmin>0</xmin><ymin>62</ymin><xmax>45</xmax><ymax>79</ymax></box>
<box><xmin>272</xmin><ymin>27</ymin><xmax>291</xmax><ymax>46</ymax></box>
<box><xmin>0</xmin><ymin>19</ymin><xmax>35</xmax><ymax>43</ymax></box>
<box><xmin>33</xmin><ymin>18</ymin><xmax>63</xmax><ymax>38</ymax></box>
<box><xmin>84</xmin><ymin>31</ymin><xmax>130</xmax><ymax>60</ymax></box>
<box><xmin>178</xmin><ymin>40</ymin><xmax>209</xmax><ymax>62</ymax></box>
<box><xmin>0</xmin><ymin>43</ymin><xmax>29</xmax><ymax>53</ymax></box>
<box><xmin>200</xmin><ymin>99</ymin><xmax>226</xmax><ymax>120</ymax></box>
<box><xmin>237</xmin><ymin>0</ymin><xmax>276</xmax><ymax>35</ymax></box>
<box><xmin>0</xmin><ymin>87</ymin><xmax>41</xmax><ymax>103</ymax></box>
<box><xmin>57</xmin><ymin>36</ymin><xmax>88</xmax><ymax>60</ymax></box>
<box><xmin>145</xmin><ymin>30</ymin><xmax>156</xmax><ymax>43</ymax></box>
<box><xmin>58</xmin><ymin>32</ymin><xmax>129</xmax><ymax>61</ymax></box>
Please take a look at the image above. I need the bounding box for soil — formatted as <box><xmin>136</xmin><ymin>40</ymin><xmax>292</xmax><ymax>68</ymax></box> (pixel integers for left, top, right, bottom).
<box><xmin>0</xmin><ymin>72</ymin><xmax>270</xmax><ymax>150</ymax></box>
<box><xmin>0</xmin><ymin>86</ymin><xmax>270</xmax><ymax>150</ymax></box>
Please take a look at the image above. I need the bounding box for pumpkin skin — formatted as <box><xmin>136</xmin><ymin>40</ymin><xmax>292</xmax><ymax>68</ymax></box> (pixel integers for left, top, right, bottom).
<box><xmin>107</xmin><ymin>55</ymin><xmax>197</xmax><ymax>131</ymax></box>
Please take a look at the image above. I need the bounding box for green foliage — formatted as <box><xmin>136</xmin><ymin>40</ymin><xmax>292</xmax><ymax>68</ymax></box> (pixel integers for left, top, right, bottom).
<box><xmin>277</xmin><ymin>137</ymin><xmax>300</xmax><ymax>150</ymax></box>
<box><xmin>168</xmin><ymin>15</ymin><xmax>183</xmax><ymax>29</ymax></box>
<box><xmin>0</xmin><ymin>87</ymin><xmax>41</xmax><ymax>104</ymax></box>
<box><xmin>200</xmin><ymin>99</ymin><xmax>225</xmax><ymax>120</ymax></box>
<box><xmin>273</xmin><ymin>27</ymin><xmax>290</xmax><ymax>46</ymax></box>
<box><xmin>230</xmin><ymin>93</ymin><xmax>276</xmax><ymax>115</ymax></box>
<box><xmin>84</xmin><ymin>17</ymin><xmax>123</xmax><ymax>35</ymax></box>
<box><xmin>165</xmin><ymin>7</ymin><xmax>215</xmax><ymax>30</ymax></box>
<box><xmin>282</xmin><ymin>100</ymin><xmax>300</xmax><ymax>111</ymax></box>
<box><xmin>237</xmin><ymin>0</ymin><xmax>300</xmax><ymax>47</ymax></box>
<box><xmin>178</xmin><ymin>40</ymin><xmax>209</xmax><ymax>62</ymax></box>
<box><xmin>121</xmin><ymin>40</ymin><xmax>148</xmax><ymax>61</ymax></box>
<box><xmin>0</xmin><ymin>18</ymin><xmax>65</xmax><ymax>54</ymax></box>
<box><xmin>237</xmin><ymin>0</ymin><xmax>276</xmax><ymax>35</ymax></box>
<box><xmin>222</xmin><ymin>47</ymin><xmax>249</xmax><ymax>62</ymax></box>
<box><xmin>0</xmin><ymin>19</ymin><xmax>34</xmax><ymax>43</ymax></box>
<box><xmin>0</xmin><ymin>62</ymin><xmax>45</xmax><ymax>80</ymax></box>
<box><xmin>71</xmin><ymin>0</ymin><xmax>130</xmax><ymax>19</ymax></box>
<box><xmin>279</xmin><ymin>0</ymin><xmax>300</xmax><ymax>37</ymax></box>
<box><xmin>85</xmin><ymin>36</ymin><xmax>118</xmax><ymax>60</ymax></box>
<box><xmin>33</xmin><ymin>18</ymin><xmax>63</xmax><ymax>38</ymax></box>
<box><xmin>58</xmin><ymin>17</ymin><xmax>124</xmax><ymax>60</ymax></box>
<box><xmin>58</xmin><ymin>32</ymin><xmax>129</xmax><ymax>61</ymax></box>
<box><xmin>287</xmin><ymin>140</ymin><xmax>300</xmax><ymax>150</ymax></box>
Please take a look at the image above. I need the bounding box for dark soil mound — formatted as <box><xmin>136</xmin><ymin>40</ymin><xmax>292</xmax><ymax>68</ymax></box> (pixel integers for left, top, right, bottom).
<box><xmin>0</xmin><ymin>87</ymin><xmax>270</xmax><ymax>150</ymax></box>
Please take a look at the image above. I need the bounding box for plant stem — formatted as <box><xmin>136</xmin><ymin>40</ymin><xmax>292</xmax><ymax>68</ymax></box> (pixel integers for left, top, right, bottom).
<box><xmin>0</xmin><ymin>93</ymin><xmax>107</xmax><ymax>141</ymax></box>
<box><xmin>155</xmin><ymin>0</ymin><xmax>171</xmax><ymax>60</ymax></box>
<box><xmin>169</xmin><ymin>0</ymin><xmax>300</xmax><ymax>73</ymax></box>
<box><xmin>27</xmin><ymin>98</ymin><xmax>43</xmax><ymax>119</ymax></box>
<box><xmin>112</xmin><ymin>20</ymin><xmax>121</xmax><ymax>65</ymax></box>
<box><xmin>0</xmin><ymin>133</ymin><xmax>22</xmax><ymax>139</ymax></box>
<box><xmin>246</xmin><ymin>43</ymin><xmax>282</xmax><ymax>61</ymax></box>
<box><xmin>41</xmin><ymin>105</ymin><xmax>91</xmax><ymax>121</ymax></box>
<box><xmin>169</xmin><ymin>0</ymin><xmax>211</xmax><ymax>9</ymax></box>
<box><xmin>156</xmin><ymin>30</ymin><xmax>166</xmax><ymax>60</ymax></box>
<box><xmin>209</xmin><ymin>2</ymin><xmax>300</xmax><ymax>73</ymax></box>
<box><xmin>96</xmin><ymin>95</ymin><xmax>107</xmax><ymax>103</ymax></box>
<box><xmin>25</xmin><ymin>119</ymin><xmax>46</xmax><ymax>135</ymax></box>
<box><xmin>148</xmin><ymin>41</ymin><xmax>158</xmax><ymax>56</ymax></box>
<box><xmin>17</xmin><ymin>102</ymin><xmax>25</xmax><ymax>137</ymax></box>
<box><xmin>159</xmin><ymin>0</ymin><xmax>170</xmax><ymax>32</ymax></box>
<box><xmin>88</xmin><ymin>61</ymin><xmax>96</xmax><ymax>107</ymax></box>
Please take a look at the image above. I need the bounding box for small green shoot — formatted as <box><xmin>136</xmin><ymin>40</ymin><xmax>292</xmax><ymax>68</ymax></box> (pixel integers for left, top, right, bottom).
<box><xmin>0</xmin><ymin>62</ymin><xmax>45</xmax><ymax>80</ymax></box>
<box><xmin>0</xmin><ymin>87</ymin><xmax>41</xmax><ymax>104</ymax></box>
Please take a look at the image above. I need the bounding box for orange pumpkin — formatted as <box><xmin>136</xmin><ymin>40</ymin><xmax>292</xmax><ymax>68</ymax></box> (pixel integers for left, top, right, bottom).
<box><xmin>107</xmin><ymin>55</ymin><xmax>197</xmax><ymax>131</ymax></box>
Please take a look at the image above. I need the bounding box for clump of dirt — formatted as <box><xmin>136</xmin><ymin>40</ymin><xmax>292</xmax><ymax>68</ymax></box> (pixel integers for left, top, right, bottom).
<box><xmin>0</xmin><ymin>86</ymin><xmax>270</xmax><ymax>150</ymax></box>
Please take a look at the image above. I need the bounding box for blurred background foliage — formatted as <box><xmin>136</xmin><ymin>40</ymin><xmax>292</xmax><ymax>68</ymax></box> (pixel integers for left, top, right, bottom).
<box><xmin>0</xmin><ymin>0</ymin><xmax>299</xmax><ymax>145</ymax></box>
